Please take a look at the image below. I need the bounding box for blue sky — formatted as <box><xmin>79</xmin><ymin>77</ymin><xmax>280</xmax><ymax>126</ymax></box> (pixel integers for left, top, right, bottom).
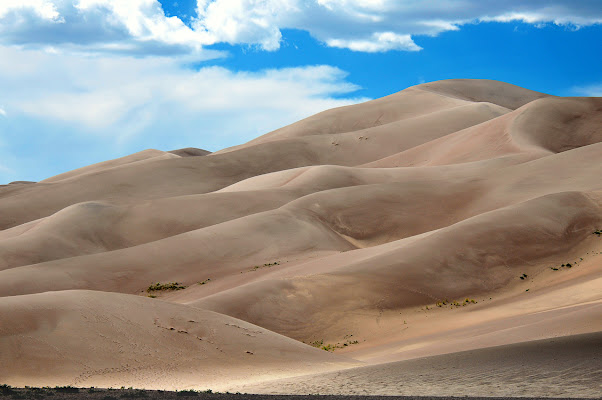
<box><xmin>0</xmin><ymin>0</ymin><xmax>601</xmax><ymax>183</ymax></box>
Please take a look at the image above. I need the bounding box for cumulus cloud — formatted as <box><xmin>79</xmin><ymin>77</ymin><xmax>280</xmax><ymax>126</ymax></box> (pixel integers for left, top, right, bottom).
<box><xmin>0</xmin><ymin>0</ymin><xmax>216</xmax><ymax>57</ymax></box>
<box><xmin>0</xmin><ymin>108</ymin><xmax>6</xmax><ymax>117</ymax></box>
<box><xmin>1</xmin><ymin>0</ymin><xmax>601</xmax><ymax>54</ymax></box>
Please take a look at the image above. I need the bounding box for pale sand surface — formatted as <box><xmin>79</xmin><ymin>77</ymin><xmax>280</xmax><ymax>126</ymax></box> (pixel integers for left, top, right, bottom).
<box><xmin>235</xmin><ymin>332</ymin><xmax>602</xmax><ymax>398</ymax></box>
<box><xmin>0</xmin><ymin>80</ymin><xmax>600</xmax><ymax>396</ymax></box>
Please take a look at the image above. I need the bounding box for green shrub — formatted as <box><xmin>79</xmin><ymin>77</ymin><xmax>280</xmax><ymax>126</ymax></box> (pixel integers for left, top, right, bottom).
<box><xmin>249</xmin><ymin>261</ymin><xmax>281</xmax><ymax>272</ymax></box>
<box><xmin>147</xmin><ymin>282</ymin><xmax>186</xmax><ymax>292</ymax></box>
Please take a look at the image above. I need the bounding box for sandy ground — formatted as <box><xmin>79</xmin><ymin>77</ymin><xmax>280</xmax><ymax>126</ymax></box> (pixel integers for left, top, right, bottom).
<box><xmin>0</xmin><ymin>79</ymin><xmax>600</xmax><ymax>396</ymax></box>
<box><xmin>235</xmin><ymin>332</ymin><xmax>602</xmax><ymax>398</ymax></box>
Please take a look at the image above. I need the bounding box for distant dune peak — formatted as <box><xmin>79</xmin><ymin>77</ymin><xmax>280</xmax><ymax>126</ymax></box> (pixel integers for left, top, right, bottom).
<box><xmin>415</xmin><ymin>78</ymin><xmax>550</xmax><ymax>110</ymax></box>
<box><xmin>168</xmin><ymin>147</ymin><xmax>212</xmax><ymax>157</ymax></box>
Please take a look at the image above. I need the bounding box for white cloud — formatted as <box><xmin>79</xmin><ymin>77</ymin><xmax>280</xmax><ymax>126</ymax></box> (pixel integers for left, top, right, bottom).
<box><xmin>0</xmin><ymin>44</ymin><xmax>366</xmax><ymax>149</ymax></box>
<box><xmin>194</xmin><ymin>0</ymin><xmax>298</xmax><ymax>51</ymax></box>
<box><xmin>0</xmin><ymin>0</ymin><xmax>61</xmax><ymax>20</ymax></box>
<box><xmin>0</xmin><ymin>107</ymin><xmax>6</xmax><ymax>117</ymax></box>
<box><xmin>0</xmin><ymin>0</ymin><xmax>216</xmax><ymax>57</ymax></box>
<box><xmin>572</xmin><ymin>83</ymin><xmax>602</xmax><ymax>97</ymax></box>
<box><xmin>326</xmin><ymin>32</ymin><xmax>421</xmax><ymax>52</ymax></box>
<box><xmin>1</xmin><ymin>0</ymin><xmax>601</xmax><ymax>54</ymax></box>
<box><xmin>190</xmin><ymin>0</ymin><xmax>602</xmax><ymax>52</ymax></box>
<box><xmin>74</xmin><ymin>0</ymin><xmax>212</xmax><ymax>48</ymax></box>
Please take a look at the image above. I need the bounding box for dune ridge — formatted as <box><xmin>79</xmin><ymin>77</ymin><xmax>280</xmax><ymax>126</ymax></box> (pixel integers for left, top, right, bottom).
<box><xmin>0</xmin><ymin>79</ymin><xmax>600</xmax><ymax>396</ymax></box>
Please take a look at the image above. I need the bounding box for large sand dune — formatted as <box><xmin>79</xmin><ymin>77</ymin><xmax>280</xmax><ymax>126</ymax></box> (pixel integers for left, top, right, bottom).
<box><xmin>0</xmin><ymin>79</ymin><xmax>600</xmax><ymax>395</ymax></box>
<box><xmin>0</xmin><ymin>290</ymin><xmax>356</xmax><ymax>390</ymax></box>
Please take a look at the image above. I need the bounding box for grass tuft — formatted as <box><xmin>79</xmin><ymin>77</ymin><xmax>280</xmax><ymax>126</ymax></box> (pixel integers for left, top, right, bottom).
<box><xmin>147</xmin><ymin>282</ymin><xmax>186</xmax><ymax>292</ymax></box>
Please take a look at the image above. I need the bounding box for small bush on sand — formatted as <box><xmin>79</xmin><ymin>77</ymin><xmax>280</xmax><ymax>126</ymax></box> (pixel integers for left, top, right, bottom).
<box><xmin>147</xmin><ymin>282</ymin><xmax>186</xmax><ymax>292</ymax></box>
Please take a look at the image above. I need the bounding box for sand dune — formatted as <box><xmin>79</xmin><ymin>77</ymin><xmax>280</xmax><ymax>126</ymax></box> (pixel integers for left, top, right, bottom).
<box><xmin>216</xmin><ymin>79</ymin><xmax>546</xmax><ymax>154</ymax></box>
<box><xmin>0</xmin><ymin>79</ymin><xmax>600</xmax><ymax>395</ymax></box>
<box><xmin>192</xmin><ymin>190</ymin><xmax>602</xmax><ymax>339</ymax></box>
<box><xmin>365</xmin><ymin>96</ymin><xmax>601</xmax><ymax>167</ymax></box>
<box><xmin>0</xmin><ymin>190</ymin><xmax>300</xmax><ymax>270</ymax></box>
<box><xmin>0</xmin><ymin>290</ymin><xmax>356</xmax><ymax>390</ymax></box>
<box><xmin>2</xmin><ymin>143</ymin><xmax>600</xmax><ymax>294</ymax></box>
<box><xmin>41</xmin><ymin>149</ymin><xmax>180</xmax><ymax>183</ymax></box>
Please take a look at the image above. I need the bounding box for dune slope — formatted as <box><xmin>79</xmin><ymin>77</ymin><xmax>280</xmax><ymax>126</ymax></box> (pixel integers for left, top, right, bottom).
<box><xmin>0</xmin><ymin>290</ymin><xmax>355</xmax><ymax>390</ymax></box>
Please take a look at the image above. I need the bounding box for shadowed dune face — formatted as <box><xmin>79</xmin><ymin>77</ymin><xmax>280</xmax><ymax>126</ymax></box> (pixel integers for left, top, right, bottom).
<box><xmin>0</xmin><ymin>79</ymin><xmax>600</xmax><ymax>392</ymax></box>
<box><xmin>193</xmin><ymin>191</ymin><xmax>602</xmax><ymax>339</ymax></box>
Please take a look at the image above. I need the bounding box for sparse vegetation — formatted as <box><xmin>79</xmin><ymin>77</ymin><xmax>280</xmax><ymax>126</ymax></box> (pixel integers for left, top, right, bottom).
<box><xmin>309</xmin><ymin>336</ymin><xmax>359</xmax><ymax>351</ymax></box>
<box><xmin>435</xmin><ymin>297</ymin><xmax>477</xmax><ymax>308</ymax></box>
<box><xmin>592</xmin><ymin>229</ymin><xmax>601</xmax><ymax>236</ymax></box>
<box><xmin>250</xmin><ymin>261</ymin><xmax>280</xmax><ymax>271</ymax></box>
<box><xmin>551</xmin><ymin>262</ymin><xmax>574</xmax><ymax>271</ymax></box>
<box><xmin>146</xmin><ymin>282</ymin><xmax>186</xmax><ymax>292</ymax></box>
<box><xmin>199</xmin><ymin>279</ymin><xmax>211</xmax><ymax>285</ymax></box>
<box><xmin>519</xmin><ymin>273</ymin><xmax>528</xmax><ymax>280</ymax></box>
